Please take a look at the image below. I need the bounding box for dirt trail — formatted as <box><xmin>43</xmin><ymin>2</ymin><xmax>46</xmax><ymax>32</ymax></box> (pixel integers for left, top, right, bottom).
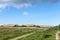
<box><xmin>56</xmin><ymin>31</ymin><xmax>60</xmax><ymax>40</ymax></box>
<box><xmin>9</xmin><ymin>32</ymin><xmax>34</xmax><ymax>40</ymax></box>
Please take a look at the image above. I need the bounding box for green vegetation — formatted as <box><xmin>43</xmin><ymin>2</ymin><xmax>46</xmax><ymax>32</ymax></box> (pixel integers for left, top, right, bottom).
<box><xmin>0</xmin><ymin>27</ymin><xmax>43</xmax><ymax>40</ymax></box>
<box><xmin>0</xmin><ymin>24</ymin><xmax>60</xmax><ymax>40</ymax></box>
<box><xmin>0</xmin><ymin>26</ymin><xmax>48</xmax><ymax>40</ymax></box>
<box><xmin>18</xmin><ymin>25</ymin><xmax>60</xmax><ymax>40</ymax></box>
<box><xmin>13</xmin><ymin>25</ymin><xmax>27</xmax><ymax>27</ymax></box>
<box><xmin>9</xmin><ymin>24</ymin><xmax>41</xmax><ymax>28</ymax></box>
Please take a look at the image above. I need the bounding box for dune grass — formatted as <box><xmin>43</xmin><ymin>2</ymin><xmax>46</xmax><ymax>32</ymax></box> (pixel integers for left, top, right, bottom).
<box><xmin>0</xmin><ymin>27</ymin><xmax>47</xmax><ymax>40</ymax></box>
<box><xmin>18</xmin><ymin>27</ymin><xmax>60</xmax><ymax>40</ymax></box>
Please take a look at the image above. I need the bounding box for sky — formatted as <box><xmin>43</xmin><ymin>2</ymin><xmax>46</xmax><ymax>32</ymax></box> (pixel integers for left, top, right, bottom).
<box><xmin>0</xmin><ymin>0</ymin><xmax>60</xmax><ymax>25</ymax></box>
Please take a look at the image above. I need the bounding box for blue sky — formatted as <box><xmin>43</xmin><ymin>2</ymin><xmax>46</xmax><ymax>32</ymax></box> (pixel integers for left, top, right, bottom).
<box><xmin>0</xmin><ymin>0</ymin><xmax>60</xmax><ymax>25</ymax></box>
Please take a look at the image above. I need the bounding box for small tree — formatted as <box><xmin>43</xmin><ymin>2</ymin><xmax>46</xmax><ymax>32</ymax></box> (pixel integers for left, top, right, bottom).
<box><xmin>58</xmin><ymin>24</ymin><xmax>60</xmax><ymax>28</ymax></box>
<box><xmin>36</xmin><ymin>25</ymin><xmax>40</xmax><ymax>28</ymax></box>
<box><xmin>21</xmin><ymin>25</ymin><xmax>27</xmax><ymax>27</ymax></box>
<box><xmin>33</xmin><ymin>25</ymin><xmax>36</xmax><ymax>27</ymax></box>
<box><xmin>13</xmin><ymin>25</ymin><xmax>20</xmax><ymax>27</ymax></box>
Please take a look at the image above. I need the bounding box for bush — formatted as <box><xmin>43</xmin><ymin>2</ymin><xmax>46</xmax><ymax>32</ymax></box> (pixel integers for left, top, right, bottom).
<box><xmin>44</xmin><ymin>34</ymin><xmax>52</xmax><ymax>38</ymax></box>
<box><xmin>13</xmin><ymin>25</ymin><xmax>20</xmax><ymax>27</ymax></box>
<box><xmin>21</xmin><ymin>25</ymin><xmax>27</xmax><ymax>27</ymax></box>
<box><xmin>36</xmin><ymin>25</ymin><xmax>40</xmax><ymax>28</ymax></box>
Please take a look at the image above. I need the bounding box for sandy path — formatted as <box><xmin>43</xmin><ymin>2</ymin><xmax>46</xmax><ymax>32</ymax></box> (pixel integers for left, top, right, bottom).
<box><xmin>9</xmin><ymin>32</ymin><xmax>34</xmax><ymax>40</ymax></box>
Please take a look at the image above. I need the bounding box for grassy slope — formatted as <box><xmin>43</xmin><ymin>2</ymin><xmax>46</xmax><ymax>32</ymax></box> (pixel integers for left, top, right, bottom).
<box><xmin>0</xmin><ymin>27</ymin><xmax>42</xmax><ymax>40</ymax></box>
<box><xmin>19</xmin><ymin>27</ymin><xmax>60</xmax><ymax>40</ymax></box>
<box><xmin>0</xmin><ymin>27</ymin><xmax>48</xmax><ymax>40</ymax></box>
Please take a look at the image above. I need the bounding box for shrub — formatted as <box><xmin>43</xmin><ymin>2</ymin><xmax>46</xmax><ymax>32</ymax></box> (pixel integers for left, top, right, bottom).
<box><xmin>13</xmin><ymin>25</ymin><xmax>20</xmax><ymax>27</ymax></box>
<box><xmin>21</xmin><ymin>25</ymin><xmax>27</xmax><ymax>27</ymax></box>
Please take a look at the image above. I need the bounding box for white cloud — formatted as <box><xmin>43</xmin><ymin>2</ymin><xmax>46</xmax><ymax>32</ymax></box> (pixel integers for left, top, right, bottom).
<box><xmin>0</xmin><ymin>0</ymin><xmax>37</xmax><ymax>9</ymax></box>
<box><xmin>0</xmin><ymin>0</ymin><xmax>60</xmax><ymax>9</ymax></box>
<box><xmin>23</xmin><ymin>12</ymin><xmax>29</xmax><ymax>16</ymax></box>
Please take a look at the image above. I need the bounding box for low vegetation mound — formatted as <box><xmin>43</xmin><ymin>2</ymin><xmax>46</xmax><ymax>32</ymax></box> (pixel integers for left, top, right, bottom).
<box><xmin>18</xmin><ymin>25</ymin><xmax>60</xmax><ymax>40</ymax></box>
<box><xmin>0</xmin><ymin>27</ymin><xmax>41</xmax><ymax>40</ymax></box>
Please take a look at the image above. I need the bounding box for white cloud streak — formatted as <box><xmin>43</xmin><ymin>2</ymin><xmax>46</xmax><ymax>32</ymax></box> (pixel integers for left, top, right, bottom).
<box><xmin>0</xmin><ymin>0</ymin><xmax>60</xmax><ymax>9</ymax></box>
<box><xmin>0</xmin><ymin>0</ymin><xmax>37</xmax><ymax>9</ymax></box>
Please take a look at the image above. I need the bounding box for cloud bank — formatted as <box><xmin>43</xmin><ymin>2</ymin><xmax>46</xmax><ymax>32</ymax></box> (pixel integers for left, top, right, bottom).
<box><xmin>0</xmin><ymin>0</ymin><xmax>60</xmax><ymax>9</ymax></box>
<box><xmin>0</xmin><ymin>0</ymin><xmax>38</xmax><ymax>9</ymax></box>
<box><xmin>42</xmin><ymin>0</ymin><xmax>60</xmax><ymax>3</ymax></box>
